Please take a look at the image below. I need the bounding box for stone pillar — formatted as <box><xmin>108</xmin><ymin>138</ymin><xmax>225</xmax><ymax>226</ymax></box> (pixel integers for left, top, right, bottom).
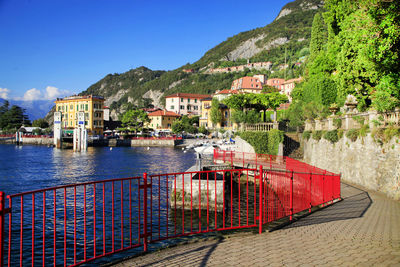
<box><xmin>328</xmin><ymin>116</ymin><xmax>334</xmax><ymax>130</ymax></box>
<box><xmin>273</xmin><ymin>122</ymin><xmax>279</xmax><ymax>130</ymax></box>
<box><xmin>368</xmin><ymin>110</ymin><xmax>378</xmax><ymax>129</ymax></box>
<box><xmin>315</xmin><ymin>119</ymin><xmax>321</xmax><ymax>131</ymax></box>
<box><xmin>344</xmin><ymin>114</ymin><xmax>351</xmax><ymax>130</ymax></box>
<box><xmin>53</xmin><ymin>112</ymin><xmax>62</xmax><ymax>149</ymax></box>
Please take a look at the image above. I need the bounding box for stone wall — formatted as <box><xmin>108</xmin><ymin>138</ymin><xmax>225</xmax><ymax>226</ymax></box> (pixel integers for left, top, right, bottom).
<box><xmin>303</xmin><ymin>134</ymin><xmax>400</xmax><ymax>200</ymax></box>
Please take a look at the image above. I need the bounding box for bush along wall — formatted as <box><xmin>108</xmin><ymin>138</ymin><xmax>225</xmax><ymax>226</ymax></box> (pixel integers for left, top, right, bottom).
<box><xmin>239</xmin><ymin>129</ymin><xmax>284</xmax><ymax>155</ymax></box>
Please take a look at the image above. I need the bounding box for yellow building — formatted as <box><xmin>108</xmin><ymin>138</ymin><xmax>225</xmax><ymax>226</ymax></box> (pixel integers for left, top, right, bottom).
<box><xmin>147</xmin><ymin>110</ymin><xmax>180</xmax><ymax>130</ymax></box>
<box><xmin>54</xmin><ymin>95</ymin><xmax>105</xmax><ymax>135</ymax></box>
<box><xmin>199</xmin><ymin>97</ymin><xmax>233</xmax><ymax>129</ymax></box>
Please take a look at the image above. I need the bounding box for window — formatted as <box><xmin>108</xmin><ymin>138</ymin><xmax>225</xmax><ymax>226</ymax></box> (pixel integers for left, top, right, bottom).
<box><xmin>195</xmin><ymin>99</ymin><xmax>197</xmax><ymax>103</ymax></box>
<box><xmin>187</xmin><ymin>105</ymin><xmax>191</xmax><ymax>110</ymax></box>
<box><xmin>171</xmin><ymin>99</ymin><xmax>174</xmax><ymax>103</ymax></box>
<box><xmin>70</xmin><ymin>105</ymin><xmax>73</xmax><ymax>110</ymax></box>
<box><xmin>194</xmin><ymin>106</ymin><xmax>198</xmax><ymax>110</ymax></box>
<box><xmin>188</xmin><ymin>99</ymin><xmax>190</xmax><ymax>103</ymax></box>
<box><xmin>180</xmin><ymin>105</ymin><xmax>185</xmax><ymax>110</ymax></box>
<box><xmin>225</xmin><ymin>111</ymin><xmax>228</xmax><ymax>118</ymax></box>
<box><xmin>170</xmin><ymin>105</ymin><xmax>174</xmax><ymax>110</ymax></box>
<box><xmin>85</xmin><ymin>104</ymin><xmax>88</xmax><ymax>111</ymax></box>
<box><xmin>181</xmin><ymin>98</ymin><xmax>184</xmax><ymax>102</ymax></box>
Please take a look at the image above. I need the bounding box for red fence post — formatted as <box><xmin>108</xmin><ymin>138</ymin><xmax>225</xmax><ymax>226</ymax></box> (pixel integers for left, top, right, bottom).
<box><xmin>290</xmin><ymin>171</ymin><xmax>293</xmax><ymax>221</ymax></box>
<box><xmin>230</xmin><ymin>151</ymin><xmax>233</xmax><ymax>167</ymax></box>
<box><xmin>142</xmin><ymin>173</ymin><xmax>149</xmax><ymax>252</ymax></box>
<box><xmin>0</xmin><ymin>191</ymin><xmax>4</xmax><ymax>267</ymax></box>
<box><xmin>322</xmin><ymin>170</ymin><xmax>326</xmax><ymax>207</ymax></box>
<box><xmin>258</xmin><ymin>165</ymin><xmax>263</xmax><ymax>234</ymax></box>
<box><xmin>309</xmin><ymin>173</ymin><xmax>312</xmax><ymax>213</ymax></box>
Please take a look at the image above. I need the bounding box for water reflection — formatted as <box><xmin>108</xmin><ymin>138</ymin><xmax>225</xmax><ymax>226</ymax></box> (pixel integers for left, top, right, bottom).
<box><xmin>0</xmin><ymin>145</ymin><xmax>196</xmax><ymax>196</ymax></box>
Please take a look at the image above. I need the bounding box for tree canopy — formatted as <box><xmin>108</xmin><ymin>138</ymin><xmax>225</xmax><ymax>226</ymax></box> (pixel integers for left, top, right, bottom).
<box><xmin>121</xmin><ymin>109</ymin><xmax>150</xmax><ymax>133</ymax></box>
<box><xmin>0</xmin><ymin>101</ymin><xmax>31</xmax><ymax>131</ymax></box>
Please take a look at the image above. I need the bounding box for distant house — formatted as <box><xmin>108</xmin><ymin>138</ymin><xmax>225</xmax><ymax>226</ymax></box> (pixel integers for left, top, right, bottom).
<box><xmin>147</xmin><ymin>110</ymin><xmax>180</xmax><ymax>130</ymax></box>
<box><xmin>266</xmin><ymin>78</ymin><xmax>285</xmax><ymax>90</ymax></box>
<box><xmin>165</xmin><ymin>93</ymin><xmax>211</xmax><ymax>116</ymax></box>
<box><xmin>231</xmin><ymin>76</ymin><xmax>263</xmax><ymax>94</ymax></box>
<box><xmin>18</xmin><ymin>126</ymin><xmax>41</xmax><ymax>134</ymax></box>
<box><xmin>281</xmin><ymin>77</ymin><xmax>303</xmax><ymax>102</ymax></box>
<box><xmin>213</xmin><ymin>89</ymin><xmax>239</xmax><ymax>101</ymax></box>
<box><xmin>182</xmin><ymin>69</ymin><xmax>195</xmax><ymax>73</ymax></box>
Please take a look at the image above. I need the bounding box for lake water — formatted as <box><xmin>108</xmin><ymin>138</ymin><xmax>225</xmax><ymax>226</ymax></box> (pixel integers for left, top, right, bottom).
<box><xmin>0</xmin><ymin>144</ymin><xmax>196</xmax><ymax>195</ymax></box>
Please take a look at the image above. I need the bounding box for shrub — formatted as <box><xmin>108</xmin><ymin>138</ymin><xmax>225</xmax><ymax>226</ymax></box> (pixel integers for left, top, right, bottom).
<box><xmin>323</xmin><ymin>130</ymin><xmax>339</xmax><ymax>143</ymax></box>
<box><xmin>312</xmin><ymin>130</ymin><xmax>323</xmax><ymax>141</ymax></box>
<box><xmin>302</xmin><ymin>131</ymin><xmax>312</xmax><ymax>140</ymax></box>
<box><xmin>338</xmin><ymin>129</ymin><xmax>344</xmax><ymax>139</ymax></box>
<box><xmin>239</xmin><ymin>130</ymin><xmax>284</xmax><ymax>155</ymax></box>
<box><xmin>359</xmin><ymin>124</ymin><xmax>370</xmax><ymax>137</ymax></box>
<box><xmin>346</xmin><ymin>129</ymin><xmax>359</xmax><ymax>142</ymax></box>
<box><xmin>384</xmin><ymin>127</ymin><xmax>400</xmax><ymax>142</ymax></box>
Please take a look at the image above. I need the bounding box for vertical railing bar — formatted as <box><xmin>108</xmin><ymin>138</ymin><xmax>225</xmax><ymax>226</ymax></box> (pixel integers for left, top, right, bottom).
<box><xmin>190</xmin><ymin>173</ymin><xmax>193</xmax><ymax>233</ymax></box>
<box><xmin>150</xmin><ymin>178</ymin><xmax>153</xmax><ymax>241</ymax></box>
<box><xmin>230</xmin><ymin>170</ymin><xmax>233</xmax><ymax>228</ymax></box>
<box><xmin>93</xmin><ymin>184</ymin><xmax>97</xmax><ymax>258</ymax></box>
<box><xmin>102</xmin><ymin>183</ymin><xmax>105</xmax><ymax>256</ymax></box>
<box><xmin>73</xmin><ymin>186</ymin><xmax>77</xmax><ymax>265</ymax></box>
<box><xmin>120</xmin><ymin>181</ymin><xmax>124</xmax><ymax>249</ymax></box>
<box><xmin>238</xmin><ymin>171</ymin><xmax>241</xmax><ymax>227</ymax></box>
<box><xmin>198</xmin><ymin>172</ymin><xmax>201</xmax><ymax>232</ymax></box>
<box><xmin>32</xmin><ymin>194</ymin><xmax>35</xmax><ymax>267</ymax></box>
<box><xmin>0</xmin><ymin>192</ymin><xmax>5</xmax><ymax>267</ymax></box>
<box><xmin>42</xmin><ymin>192</ymin><xmax>45</xmax><ymax>267</ymax></box>
<box><xmin>84</xmin><ymin>185</ymin><xmax>87</xmax><ymax>261</ymax></box>
<box><xmin>309</xmin><ymin>173</ymin><xmax>312</xmax><ymax>213</ymax></box>
<box><xmin>182</xmin><ymin>173</ymin><xmax>185</xmax><ymax>235</ymax></box>
<box><xmin>214</xmin><ymin>172</ymin><xmax>217</xmax><ymax>229</ymax></box>
<box><xmin>53</xmin><ymin>190</ymin><xmax>56</xmax><ymax>267</ymax></box>
<box><xmin>206</xmin><ymin>172</ymin><xmax>209</xmax><ymax>232</ymax></box>
<box><xmin>20</xmin><ymin>195</ymin><xmax>23</xmax><ymax>267</ymax></box>
<box><xmin>129</xmin><ymin>180</ymin><xmax>132</xmax><ymax>247</ymax></box>
<box><xmin>174</xmin><ymin>174</ymin><xmax>176</xmax><ymax>236</ymax></box>
<box><xmin>138</xmin><ymin>179</ymin><xmax>141</xmax><ymax>244</ymax></box>
<box><xmin>165</xmin><ymin>175</ymin><xmax>168</xmax><ymax>238</ymax></box>
<box><xmin>63</xmin><ymin>188</ymin><xmax>66</xmax><ymax>267</ymax></box>
<box><xmin>222</xmin><ymin>171</ymin><xmax>225</xmax><ymax>229</ymax></box>
<box><xmin>258</xmin><ymin>166</ymin><xmax>263</xmax><ymax>234</ymax></box>
<box><xmin>7</xmin><ymin>196</ymin><xmax>11</xmax><ymax>267</ymax></box>
<box><xmin>111</xmin><ymin>181</ymin><xmax>114</xmax><ymax>253</ymax></box>
<box><xmin>158</xmin><ymin>176</ymin><xmax>160</xmax><ymax>240</ymax></box>
<box><xmin>142</xmin><ymin>173</ymin><xmax>148</xmax><ymax>252</ymax></box>
<box><xmin>246</xmin><ymin>170</ymin><xmax>249</xmax><ymax>225</ymax></box>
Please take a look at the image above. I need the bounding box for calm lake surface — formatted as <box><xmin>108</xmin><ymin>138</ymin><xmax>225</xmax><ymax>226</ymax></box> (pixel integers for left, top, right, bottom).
<box><xmin>0</xmin><ymin>144</ymin><xmax>196</xmax><ymax>195</ymax></box>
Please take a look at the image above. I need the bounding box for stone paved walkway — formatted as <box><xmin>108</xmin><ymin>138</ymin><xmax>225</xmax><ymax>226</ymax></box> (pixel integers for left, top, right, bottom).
<box><xmin>114</xmin><ymin>183</ymin><xmax>400</xmax><ymax>267</ymax></box>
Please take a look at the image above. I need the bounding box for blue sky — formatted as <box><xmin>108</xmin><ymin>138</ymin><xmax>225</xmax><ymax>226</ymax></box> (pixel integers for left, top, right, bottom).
<box><xmin>0</xmin><ymin>0</ymin><xmax>291</xmax><ymax>101</ymax></box>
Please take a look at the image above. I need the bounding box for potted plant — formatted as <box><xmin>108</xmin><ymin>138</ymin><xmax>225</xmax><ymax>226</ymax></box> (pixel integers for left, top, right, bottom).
<box><xmin>329</xmin><ymin>103</ymin><xmax>339</xmax><ymax>115</ymax></box>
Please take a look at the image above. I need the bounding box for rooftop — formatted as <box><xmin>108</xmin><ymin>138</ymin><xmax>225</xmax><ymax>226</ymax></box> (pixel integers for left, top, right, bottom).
<box><xmin>148</xmin><ymin>110</ymin><xmax>181</xmax><ymax>117</ymax></box>
<box><xmin>165</xmin><ymin>93</ymin><xmax>211</xmax><ymax>99</ymax></box>
<box><xmin>55</xmin><ymin>95</ymin><xmax>105</xmax><ymax>101</ymax></box>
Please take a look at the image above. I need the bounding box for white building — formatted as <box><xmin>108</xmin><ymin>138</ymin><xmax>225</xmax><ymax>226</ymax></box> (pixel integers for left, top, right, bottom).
<box><xmin>165</xmin><ymin>93</ymin><xmax>211</xmax><ymax>116</ymax></box>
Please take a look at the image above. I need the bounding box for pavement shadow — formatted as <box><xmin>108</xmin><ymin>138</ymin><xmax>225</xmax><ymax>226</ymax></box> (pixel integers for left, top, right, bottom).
<box><xmin>139</xmin><ymin>237</ymin><xmax>223</xmax><ymax>267</ymax></box>
<box><xmin>282</xmin><ymin>183</ymin><xmax>372</xmax><ymax>229</ymax></box>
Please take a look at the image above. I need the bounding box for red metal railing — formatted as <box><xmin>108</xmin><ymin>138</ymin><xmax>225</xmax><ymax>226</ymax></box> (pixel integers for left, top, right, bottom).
<box><xmin>0</xmin><ymin>163</ymin><xmax>341</xmax><ymax>266</ymax></box>
<box><xmin>129</xmin><ymin>137</ymin><xmax>182</xmax><ymax>140</ymax></box>
<box><xmin>213</xmin><ymin>149</ymin><xmax>336</xmax><ymax>175</ymax></box>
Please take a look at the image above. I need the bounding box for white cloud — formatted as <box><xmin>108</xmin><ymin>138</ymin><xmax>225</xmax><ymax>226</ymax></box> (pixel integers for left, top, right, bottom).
<box><xmin>0</xmin><ymin>88</ymin><xmax>10</xmax><ymax>99</ymax></box>
<box><xmin>23</xmin><ymin>88</ymin><xmax>42</xmax><ymax>101</ymax></box>
<box><xmin>13</xmin><ymin>86</ymin><xmax>71</xmax><ymax>101</ymax></box>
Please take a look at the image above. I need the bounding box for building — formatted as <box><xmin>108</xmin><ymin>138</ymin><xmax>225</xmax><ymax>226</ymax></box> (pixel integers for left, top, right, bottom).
<box><xmin>266</xmin><ymin>78</ymin><xmax>285</xmax><ymax>90</ymax></box>
<box><xmin>253</xmin><ymin>74</ymin><xmax>266</xmax><ymax>84</ymax></box>
<box><xmin>54</xmin><ymin>95</ymin><xmax>105</xmax><ymax>135</ymax></box>
<box><xmin>165</xmin><ymin>93</ymin><xmax>211</xmax><ymax>116</ymax></box>
<box><xmin>199</xmin><ymin>97</ymin><xmax>232</xmax><ymax>129</ymax></box>
<box><xmin>213</xmin><ymin>89</ymin><xmax>238</xmax><ymax>101</ymax></box>
<box><xmin>231</xmin><ymin>76</ymin><xmax>263</xmax><ymax>93</ymax></box>
<box><xmin>281</xmin><ymin>77</ymin><xmax>303</xmax><ymax>102</ymax></box>
<box><xmin>199</xmin><ymin>97</ymin><xmax>212</xmax><ymax>128</ymax></box>
<box><xmin>147</xmin><ymin>110</ymin><xmax>180</xmax><ymax>130</ymax></box>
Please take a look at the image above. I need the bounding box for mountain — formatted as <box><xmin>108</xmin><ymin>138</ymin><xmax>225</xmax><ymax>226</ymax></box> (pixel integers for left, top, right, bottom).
<box><xmin>0</xmin><ymin>98</ymin><xmax>54</xmax><ymax>122</ymax></box>
<box><xmin>77</xmin><ymin>0</ymin><xmax>324</xmax><ymax>120</ymax></box>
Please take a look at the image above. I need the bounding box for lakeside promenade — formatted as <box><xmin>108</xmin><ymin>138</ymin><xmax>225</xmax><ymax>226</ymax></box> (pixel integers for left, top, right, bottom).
<box><xmin>114</xmin><ymin>182</ymin><xmax>400</xmax><ymax>266</ymax></box>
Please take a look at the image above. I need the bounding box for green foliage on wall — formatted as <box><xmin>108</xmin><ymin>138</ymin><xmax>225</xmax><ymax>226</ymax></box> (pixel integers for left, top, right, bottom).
<box><xmin>323</xmin><ymin>129</ymin><xmax>339</xmax><ymax>143</ymax></box>
<box><xmin>238</xmin><ymin>129</ymin><xmax>284</xmax><ymax>155</ymax></box>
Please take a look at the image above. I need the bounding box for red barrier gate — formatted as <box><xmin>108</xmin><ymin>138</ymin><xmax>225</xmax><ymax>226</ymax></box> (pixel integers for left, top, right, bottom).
<box><xmin>0</xmin><ymin>162</ymin><xmax>341</xmax><ymax>266</ymax></box>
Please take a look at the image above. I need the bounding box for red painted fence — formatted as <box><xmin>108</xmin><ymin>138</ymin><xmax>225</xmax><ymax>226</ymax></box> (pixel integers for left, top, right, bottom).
<box><xmin>0</xmin><ymin>156</ymin><xmax>340</xmax><ymax>266</ymax></box>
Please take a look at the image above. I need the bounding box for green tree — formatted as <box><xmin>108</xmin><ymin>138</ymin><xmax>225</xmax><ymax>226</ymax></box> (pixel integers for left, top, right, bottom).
<box><xmin>309</xmin><ymin>13</ymin><xmax>328</xmax><ymax>63</ymax></box>
<box><xmin>121</xmin><ymin>109</ymin><xmax>150</xmax><ymax>134</ymax></box>
<box><xmin>32</xmin><ymin>118</ymin><xmax>49</xmax><ymax>128</ymax></box>
<box><xmin>210</xmin><ymin>98</ymin><xmax>223</xmax><ymax>127</ymax></box>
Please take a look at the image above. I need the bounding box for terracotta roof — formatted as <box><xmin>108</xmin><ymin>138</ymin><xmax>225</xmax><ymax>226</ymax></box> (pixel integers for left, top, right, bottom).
<box><xmin>148</xmin><ymin>110</ymin><xmax>181</xmax><ymax>117</ymax></box>
<box><xmin>215</xmin><ymin>89</ymin><xmax>239</xmax><ymax>95</ymax></box>
<box><xmin>165</xmin><ymin>93</ymin><xmax>211</xmax><ymax>99</ymax></box>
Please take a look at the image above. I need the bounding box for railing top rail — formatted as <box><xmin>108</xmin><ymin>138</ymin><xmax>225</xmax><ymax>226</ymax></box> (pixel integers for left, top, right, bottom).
<box><xmin>8</xmin><ymin>176</ymin><xmax>142</xmax><ymax>198</ymax></box>
<box><xmin>149</xmin><ymin>168</ymin><xmax>257</xmax><ymax>178</ymax></box>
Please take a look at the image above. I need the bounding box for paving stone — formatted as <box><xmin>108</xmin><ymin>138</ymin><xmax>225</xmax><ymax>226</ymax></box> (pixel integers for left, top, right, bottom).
<box><xmin>112</xmin><ymin>183</ymin><xmax>400</xmax><ymax>267</ymax></box>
